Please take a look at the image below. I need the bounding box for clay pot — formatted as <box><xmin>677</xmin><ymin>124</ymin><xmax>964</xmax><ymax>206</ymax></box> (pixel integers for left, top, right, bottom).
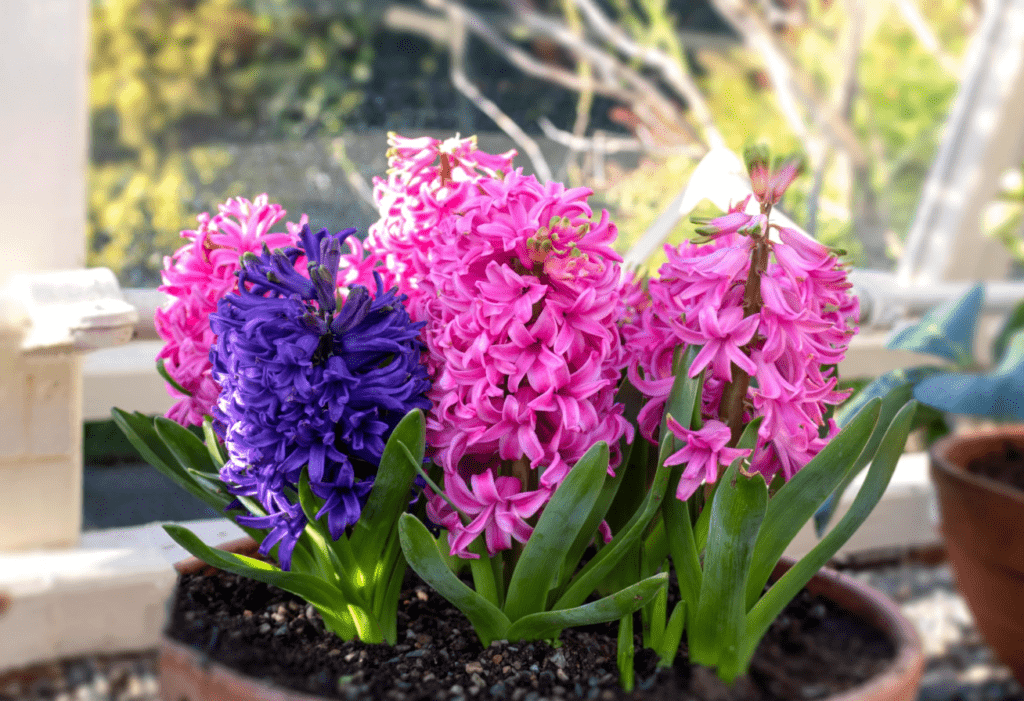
<box><xmin>159</xmin><ymin>538</ymin><xmax>923</xmax><ymax>701</ymax></box>
<box><xmin>930</xmin><ymin>429</ymin><xmax>1024</xmax><ymax>684</ymax></box>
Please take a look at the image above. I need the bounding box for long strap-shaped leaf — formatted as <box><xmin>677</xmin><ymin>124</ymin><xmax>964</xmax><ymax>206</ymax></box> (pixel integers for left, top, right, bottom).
<box><xmin>163</xmin><ymin>524</ymin><xmax>360</xmax><ymax>639</ymax></box>
<box><xmin>739</xmin><ymin>400</ymin><xmax>917</xmax><ymax>670</ymax></box>
<box><xmin>504</xmin><ymin>442</ymin><xmax>609</xmax><ymax>622</ymax></box>
<box><xmin>688</xmin><ymin>460</ymin><xmax>768</xmax><ymax>680</ymax></box>
<box><xmin>505</xmin><ymin>573</ymin><xmax>668</xmax><ymax>641</ymax></box>
<box><xmin>398</xmin><ymin>514</ymin><xmax>511</xmax><ymax>646</ymax></box>
<box><xmin>112</xmin><ymin>410</ymin><xmax>225</xmax><ymax>509</ymax></box>
<box><xmin>155</xmin><ymin>417</ymin><xmax>220</xmax><ymax>475</ymax></box>
<box><xmin>743</xmin><ymin>398</ymin><xmax>881</xmax><ymax>609</ymax></box>
<box><xmin>350</xmin><ymin>409</ymin><xmax>425</xmax><ymax>573</ymax></box>
<box><xmin>557</xmin><ymin>438</ymin><xmax>631</xmax><ymax>593</ymax></box>
<box><xmin>552</xmin><ymin>439</ymin><xmax>673</xmax><ymax>611</ymax></box>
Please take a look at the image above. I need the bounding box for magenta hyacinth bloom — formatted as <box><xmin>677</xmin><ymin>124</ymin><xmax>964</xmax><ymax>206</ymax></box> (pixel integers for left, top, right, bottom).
<box><xmin>365</xmin><ymin>134</ymin><xmax>516</xmax><ymax>302</ymax></box>
<box><xmin>625</xmin><ymin>187</ymin><xmax>858</xmax><ymax>494</ymax></box>
<box><xmin>664</xmin><ymin>418</ymin><xmax>751</xmax><ymax>501</ymax></box>
<box><xmin>155</xmin><ymin>196</ymin><xmax>298</xmax><ymax>426</ymax></box>
<box><xmin>369</xmin><ymin>137</ymin><xmax>632</xmax><ymax>558</ymax></box>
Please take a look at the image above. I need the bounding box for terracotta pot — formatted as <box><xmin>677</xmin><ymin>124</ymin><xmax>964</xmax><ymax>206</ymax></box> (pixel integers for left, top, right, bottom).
<box><xmin>930</xmin><ymin>429</ymin><xmax>1024</xmax><ymax>684</ymax></box>
<box><xmin>160</xmin><ymin>539</ymin><xmax>924</xmax><ymax>701</ymax></box>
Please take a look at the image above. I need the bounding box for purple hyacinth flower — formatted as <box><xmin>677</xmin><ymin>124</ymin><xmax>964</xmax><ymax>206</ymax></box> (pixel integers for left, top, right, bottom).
<box><xmin>209</xmin><ymin>225</ymin><xmax>431</xmax><ymax>569</ymax></box>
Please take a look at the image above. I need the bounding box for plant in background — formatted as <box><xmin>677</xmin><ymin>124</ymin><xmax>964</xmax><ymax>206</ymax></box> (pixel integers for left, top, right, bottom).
<box><xmin>825</xmin><ymin>282</ymin><xmax>1024</xmax><ymax>447</ymax></box>
<box><xmin>116</xmin><ymin>204</ymin><xmax>430</xmax><ymax>643</ymax></box>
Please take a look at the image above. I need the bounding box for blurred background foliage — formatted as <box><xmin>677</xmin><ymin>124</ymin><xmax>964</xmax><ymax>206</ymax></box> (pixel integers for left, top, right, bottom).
<box><xmin>89</xmin><ymin>0</ymin><xmax>973</xmax><ymax>286</ymax></box>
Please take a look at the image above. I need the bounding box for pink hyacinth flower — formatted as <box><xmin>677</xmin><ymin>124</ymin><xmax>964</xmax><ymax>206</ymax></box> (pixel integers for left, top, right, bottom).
<box><xmin>664</xmin><ymin>418</ymin><xmax>751</xmax><ymax>500</ymax></box>
<box><xmin>156</xmin><ymin>195</ymin><xmax>297</xmax><ymax>425</ymax></box>
<box><xmin>438</xmin><ymin>473</ymin><xmax>550</xmax><ymax>559</ymax></box>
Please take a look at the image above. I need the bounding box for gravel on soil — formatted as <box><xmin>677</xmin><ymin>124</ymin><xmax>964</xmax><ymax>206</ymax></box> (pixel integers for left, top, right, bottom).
<box><xmin>1</xmin><ymin>549</ymin><xmax>1021</xmax><ymax>701</ymax></box>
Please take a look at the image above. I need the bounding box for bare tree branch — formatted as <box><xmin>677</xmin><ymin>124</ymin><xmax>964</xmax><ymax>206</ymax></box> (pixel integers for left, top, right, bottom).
<box><xmin>538</xmin><ymin>116</ymin><xmax>702</xmax><ymax>156</ymax></box>
<box><xmin>890</xmin><ymin>0</ymin><xmax>959</xmax><ymax>75</ymax></box>
<box><xmin>444</xmin><ymin>4</ymin><xmax>554</xmax><ymax>182</ymax></box>
<box><xmin>707</xmin><ymin>0</ymin><xmax>868</xmax><ymax>169</ymax></box>
<box><xmin>569</xmin><ymin>0</ymin><xmax>726</xmax><ymax>149</ymax></box>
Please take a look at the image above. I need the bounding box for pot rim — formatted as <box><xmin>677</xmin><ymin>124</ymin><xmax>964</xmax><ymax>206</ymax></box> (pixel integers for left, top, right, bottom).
<box><xmin>930</xmin><ymin>428</ymin><xmax>1024</xmax><ymax>506</ymax></box>
<box><xmin>163</xmin><ymin>539</ymin><xmax>924</xmax><ymax>701</ymax></box>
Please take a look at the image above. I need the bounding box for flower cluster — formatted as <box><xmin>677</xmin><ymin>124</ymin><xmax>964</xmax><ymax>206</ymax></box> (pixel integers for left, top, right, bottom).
<box><xmin>364</xmin><ymin>133</ymin><xmax>516</xmax><ymax>301</ymax></box>
<box><xmin>624</xmin><ymin>163</ymin><xmax>858</xmax><ymax>498</ymax></box>
<box><xmin>155</xmin><ymin>196</ymin><xmax>298</xmax><ymax>426</ymax></box>
<box><xmin>365</xmin><ymin>136</ymin><xmax>632</xmax><ymax>558</ymax></box>
<box><xmin>208</xmin><ymin>225</ymin><xmax>431</xmax><ymax>568</ymax></box>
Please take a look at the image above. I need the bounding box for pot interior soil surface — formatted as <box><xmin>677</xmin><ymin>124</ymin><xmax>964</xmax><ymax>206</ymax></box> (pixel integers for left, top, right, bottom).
<box><xmin>966</xmin><ymin>441</ymin><xmax>1024</xmax><ymax>492</ymax></box>
<box><xmin>167</xmin><ymin>569</ymin><xmax>895</xmax><ymax>701</ymax></box>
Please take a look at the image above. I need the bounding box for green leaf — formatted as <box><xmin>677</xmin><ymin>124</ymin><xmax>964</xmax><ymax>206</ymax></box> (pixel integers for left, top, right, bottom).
<box><xmin>816</xmin><ymin>377</ymin><xmax>932</xmax><ymax>534</ymax></box>
<box><xmin>155</xmin><ymin>417</ymin><xmax>219</xmax><ymax>475</ymax></box>
<box><xmin>398</xmin><ymin>514</ymin><xmax>511</xmax><ymax>646</ymax></box>
<box><xmin>202</xmin><ymin>417</ymin><xmax>227</xmax><ymax>469</ymax></box>
<box><xmin>504</xmin><ymin>442</ymin><xmax>609</xmax><ymax>622</ymax></box>
<box><xmin>157</xmin><ymin>357</ymin><xmax>192</xmax><ymax>397</ymax></box>
<box><xmin>350</xmin><ymin>409</ymin><xmax>424</xmax><ymax>571</ymax></box>
<box><xmin>740</xmin><ymin>401</ymin><xmax>917</xmax><ymax>671</ymax></box>
<box><xmin>163</xmin><ymin>524</ymin><xmax>361</xmax><ymax>639</ymax></box>
<box><xmin>914</xmin><ymin>332</ymin><xmax>1024</xmax><ymax>420</ymax></box>
<box><xmin>745</xmin><ymin>398</ymin><xmax>881</xmax><ymax>609</ymax></box>
<box><xmin>693</xmin><ymin>417</ymin><xmax>762</xmax><ymax>553</ymax></box>
<box><xmin>111</xmin><ymin>409</ymin><xmax>230</xmax><ymax>512</ymax></box>
<box><xmin>618</xmin><ymin>613</ymin><xmax>635</xmax><ymax>693</ymax></box>
<box><xmin>657</xmin><ymin>601</ymin><xmax>686</xmax><ymax>667</ymax></box>
<box><xmin>505</xmin><ymin>574</ymin><xmax>668</xmax><ymax>641</ymax></box>
<box><xmin>645</xmin><ymin>573</ymin><xmax>668</xmax><ymax>649</ymax></box>
<box><xmin>689</xmin><ymin>462</ymin><xmax>768</xmax><ymax>681</ymax></box>
<box><xmin>557</xmin><ymin>448</ymin><xmax>627</xmax><ymax>592</ymax></box>
<box><xmin>553</xmin><ymin>440</ymin><xmax>673</xmax><ymax>611</ymax></box>
<box><xmin>993</xmin><ymin>299</ymin><xmax>1024</xmax><ymax>363</ymax></box>
<box><xmin>663</xmin><ymin>481</ymin><xmax>701</xmax><ymax>633</ymax></box>
<box><xmin>660</xmin><ymin>346</ymin><xmax>703</xmax><ymax>444</ymax></box>
<box><xmin>886</xmin><ymin>283</ymin><xmax>982</xmax><ymax>365</ymax></box>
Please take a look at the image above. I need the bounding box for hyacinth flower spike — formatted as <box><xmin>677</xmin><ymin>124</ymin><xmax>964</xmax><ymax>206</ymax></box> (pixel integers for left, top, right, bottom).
<box><xmin>115</xmin><ymin>211</ymin><xmax>433</xmax><ymax>645</ymax></box>
<box><xmin>618</xmin><ymin>145</ymin><xmax>917</xmax><ymax>684</ymax></box>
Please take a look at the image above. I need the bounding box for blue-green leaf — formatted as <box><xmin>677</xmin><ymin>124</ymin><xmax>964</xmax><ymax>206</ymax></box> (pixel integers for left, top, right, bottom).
<box><xmin>833</xmin><ymin>368</ymin><xmax>939</xmax><ymax>428</ymax></box>
<box><xmin>504</xmin><ymin>442</ymin><xmax>609</xmax><ymax>622</ymax></box>
<box><xmin>398</xmin><ymin>514</ymin><xmax>511</xmax><ymax>646</ymax></box>
<box><xmin>886</xmin><ymin>283</ymin><xmax>982</xmax><ymax>365</ymax></box>
<box><xmin>914</xmin><ymin>331</ymin><xmax>1024</xmax><ymax>420</ymax></box>
<box><xmin>993</xmin><ymin>299</ymin><xmax>1024</xmax><ymax>363</ymax></box>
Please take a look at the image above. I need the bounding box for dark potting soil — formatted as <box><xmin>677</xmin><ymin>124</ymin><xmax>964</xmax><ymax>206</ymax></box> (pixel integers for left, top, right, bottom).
<box><xmin>167</xmin><ymin>569</ymin><xmax>895</xmax><ymax>701</ymax></box>
<box><xmin>967</xmin><ymin>442</ymin><xmax>1024</xmax><ymax>492</ymax></box>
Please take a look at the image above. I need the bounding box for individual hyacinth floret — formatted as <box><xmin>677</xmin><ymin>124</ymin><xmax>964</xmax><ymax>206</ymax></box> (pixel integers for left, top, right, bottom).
<box><xmin>623</xmin><ymin>150</ymin><xmax>858</xmax><ymax>500</ymax></box>
<box><xmin>390</xmin><ymin>159</ymin><xmax>633</xmax><ymax>559</ymax></box>
<box><xmin>209</xmin><ymin>224</ymin><xmax>432</xmax><ymax>569</ymax></box>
